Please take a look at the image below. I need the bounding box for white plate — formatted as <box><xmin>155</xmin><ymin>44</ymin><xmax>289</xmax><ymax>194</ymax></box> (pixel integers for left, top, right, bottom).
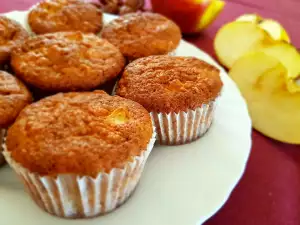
<box><xmin>0</xmin><ymin>10</ymin><xmax>252</xmax><ymax>225</ymax></box>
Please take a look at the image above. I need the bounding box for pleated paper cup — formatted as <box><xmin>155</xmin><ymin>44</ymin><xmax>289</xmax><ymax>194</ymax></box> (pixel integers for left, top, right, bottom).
<box><xmin>150</xmin><ymin>101</ymin><xmax>216</xmax><ymax>145</ymax></box>
<box><xmin>3</xmin><ymin>132</ymin><xmax>156</xmax><ymax>218</ymax></box>
<box><xmin>0</xmin><ymin>129</ymin><xmax>5</xmax><ymax>166</ymax></box>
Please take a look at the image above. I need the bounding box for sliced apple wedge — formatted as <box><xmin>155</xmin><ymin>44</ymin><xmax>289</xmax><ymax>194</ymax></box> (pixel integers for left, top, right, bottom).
<box><xmin>259</xmin><ymin>19</ymin><xmax>290</xmax><ymax>43</ymax></box>
<box><xmin>229</xmin><ymin>52</ymin><xmax>300</xmax><ymax>144</ymax></box>
<box><xmin>214</xmin><ymin>21</ymin><xmax>274</xmax><ymax>68</ymax></box>
<box><xmin>258</xmin><ymin>42</ymin><xmax>300</xmax><ymax>93</ymax></box>
<box><xmin>236</xmin><ymin>14</ymin><xmax>291</xmax><ymax>43</ymax></box>
<box><xmin>236</xmin><ymin>14</ymin><xmax>262</xmax><ymax>23</ymax></box>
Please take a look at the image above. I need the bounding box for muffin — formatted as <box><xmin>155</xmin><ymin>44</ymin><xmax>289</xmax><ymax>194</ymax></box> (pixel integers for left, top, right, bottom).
<box><xmin>0</xmin><ymin>71</ymin><xmax>32</xmax><ymax>166</ymax></box>
<box><xmin>0</xmin><ymin>16</ymin><xmax>29</xmax><ymax>67</ymax></box>
<box><xmin>101</xmin><ymin>12</ymin><xmax>181</xmax><ymax>60</ymax></box>
<box><xmin>116</xmin><ymin>55</ymin><xmax>223</xmax><ymax>145</ymax></box>
<box><xmin>28</xmin><ymin>0</ymin><xmax>103</xmax><ymax>34</ymax></box>
<box><xmin>3</xmin><ymin>90</ymin><xmax>155</xmax><ymax>218</ymax></box>
<box><xmin>11</xmin><ymin>31</ymin><xmax>125</xmax><ymax>92</ymax></box>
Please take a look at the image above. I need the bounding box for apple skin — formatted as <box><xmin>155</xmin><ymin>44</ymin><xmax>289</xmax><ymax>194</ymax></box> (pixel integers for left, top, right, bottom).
<box><xmin>151</xmin><ymin>0</ymin><xmax>225</xmax><ymax>34</ymax></box>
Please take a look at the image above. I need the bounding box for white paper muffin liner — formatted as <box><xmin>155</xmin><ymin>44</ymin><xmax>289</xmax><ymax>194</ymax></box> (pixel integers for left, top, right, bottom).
<box><xmin>3</xmin><ymin>131</ymin><xmax>156</xmax><ymax>218</ymax></box>
<box><xmin>150</xmin><ymin>101</ymin><xmax>216</xmax><ymax>145</ymax></box>
<box><xmin>0</xmin><ymin>129</ymin><xmax>5</xmax><ymax>166</ymax></box>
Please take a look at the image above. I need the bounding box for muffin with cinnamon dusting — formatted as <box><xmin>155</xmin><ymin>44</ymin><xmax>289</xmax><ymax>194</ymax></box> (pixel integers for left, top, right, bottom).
<box><xmin>11</xmin><ymin>31</ymin><xmax>125</xmax><ymax>92</ymax></box>
<box><xmin>0</xmin><ymin>71</ymin><xmax>32</xmax><ymax>166</ymax></box>
<box><xmin>28</xmin><ymin>0</ymin><xmax>103</xmax><ymax>34</ymax></box>
<box><xmin>4</xmin><ymin>90</ymin><xmax>155</xmax><ymax>218</ymax></box>
<box><xmin>0</xmin><ymin>16</ymin><xmax>29</xmax><ymax>66</ymax></box>
<box><xmin>116</xmin><ymin>55</ymin><xmax>223</xmax><ymax>145</ymax></box>
<box><xmin>102</xmin><ymin>12</ymin><xmax>181</xmax><ymax>60</ymax></box>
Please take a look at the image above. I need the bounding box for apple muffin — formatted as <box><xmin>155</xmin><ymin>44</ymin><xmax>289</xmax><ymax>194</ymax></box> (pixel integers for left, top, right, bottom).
<box><xmin>116</xmin><ymin>55</ymin><xmax>223</xmax><ymax>145</ymax></box>
<box><xmin>101</xmin><ymin>12</ymin><xmax>181</xmax><ymax>60</ymax></box>
<box><xmin>4</xmin><ymin>90</ymin><xmax>155</xmax><ymax>218</ymax></box>
<box><xmin>0</xmin><ymin>16</ymin><xmax>29</xmax><ymax>66</ymax></box>
<box><xmin>11</xmin><ymin>31</ymin><xmax>125</xmax><ymax>92</ymax></box>
<box><xmin>0</xmin><ymin>71</ymin><xmax>32</xmax><ymax>166</ymax></box>
<box><xmin>28</xmin><ymin>0</ymin><xmax>103</xmax><ymax>34</ymax></box>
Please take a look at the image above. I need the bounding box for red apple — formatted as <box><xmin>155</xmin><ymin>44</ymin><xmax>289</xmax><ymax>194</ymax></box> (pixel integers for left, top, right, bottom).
<box><xmin>151</xmin><ymin>0</ymin><xmax>225</xmax><ymax>34</ymax></box>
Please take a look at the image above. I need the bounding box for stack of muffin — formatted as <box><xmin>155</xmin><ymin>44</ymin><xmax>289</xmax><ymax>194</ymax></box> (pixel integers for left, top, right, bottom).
<box><xmin>0</xmin><ymin>0</ymin><xmax>223</xmax><ymax>219</ymax></box>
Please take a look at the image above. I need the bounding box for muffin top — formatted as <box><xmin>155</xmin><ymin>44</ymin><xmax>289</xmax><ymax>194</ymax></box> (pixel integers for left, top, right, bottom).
<box><xmin>0</xmin><ymin>16</ymin><xmax>29</xmax><ymax>65</ymax></box>
<box><xmin>0</xmin><ymin>71</ymin><xmax>32</xmax><ymax>128</ymax></box>
<box><xmin>6</xmin><ymin>91</ymin><xmax>153</xmax><ymax>177</ymax></box>
<box><xmin>101</xmin><ymin>12</ymin><xmax>181</xmax><ymax>60</ymax></box>
<box><xmin>28</xmin><ymin>0</ymin><xmax>103</xmax><ymax>34</ymax></box>
<box><xmin>11</xmin><ymin>32</ymin><xmax>125</xmax><ymax>92</ymax></box>
<box><xmin>117</xmin><ymin>56</ymin><xmax>223</xmax><ymax>112</ymax></box>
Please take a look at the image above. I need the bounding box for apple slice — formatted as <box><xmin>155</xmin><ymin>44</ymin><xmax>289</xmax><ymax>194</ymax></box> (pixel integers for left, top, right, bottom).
<box><xmin>236</xmin><ymin>14</ymin><xmax>291</xmax><ymax>43</ymax></box>
<box><xmin>259</xmin><ymin>19</ymin><xmax>290</xmax><ymax>43</ymax></box>
<box><xmin>214</xmin><ymin>21</ymin><xmax>274</xmax><ymax>68</ymax></box>
<box><xmin>229</xmin><ymin>52</ymin><xmax>300</xmax><ymax>144</ymax></box>
<box><xmin>258</xmin><ymin>42</ymin><xmax>300</xmax><ymax>93</ymax></box>
<box><xmin>236</xmin><ymin>14</ymin><xmax>262</xmax><ymax>23</ymax></box>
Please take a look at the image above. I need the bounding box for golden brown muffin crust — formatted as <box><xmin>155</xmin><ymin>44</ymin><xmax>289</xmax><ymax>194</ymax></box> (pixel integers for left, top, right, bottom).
<box><xmin>6</xmin><ymin>91</ymin><xmax>153</xmax><ymax>177</ymax></box>
<box><xmin>101</xmin><ymin>12</ymin><xmax>181</xmax><ymax>59</ymax></box>
<box><xmin>0</xmin><ymin>71</ymin><xmax>32</xmax><ymax>128</ymax></box>
<box><xmin>11</xmin><ymin>32</ymin><xmax>125</xmax><ymax>92</ymax></box>
<box><xmin>28</xmin><ymin>0</ymin><xmax>103</xmax><ymax>34</ymax></box>
<box><xmin>117</xmin><ymin>56</ymin><xmax>223</xmax><ymax>113</ymax></box>
<box><xmin>0</xmin><ymin>16</ymin><xmax>29</xmax><ymax>65</ymax></box>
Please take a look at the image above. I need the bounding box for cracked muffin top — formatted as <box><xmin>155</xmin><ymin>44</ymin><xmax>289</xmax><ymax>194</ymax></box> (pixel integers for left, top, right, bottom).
<box><xmin>0</xmin><ymin>16</ymin><xmax>29</xmax><ymax>65</ymax></box>
<box><xmin>11</xmin><ymin>32</ymin><xmax>125</xmax><ymax>92</ymax></box>
<box><xmin>116</xmin><ymin>55</ymin><xmax>223</xmax><ymax>113</ymax></box>
<box><xmin>101</xmin><ymin>12</ymin><xmax>181</xmax><ymax>60</ymax></box>
<box><xmin>6</xmin><ymin>91</ymin><xmax>153</xmax><ymax>177</ymax></box>
<box><xmin>0</xmin><ymin>71</ymin><xmax>32</xmax><ymax>128</ymax></box>
<box><xmin>28</xmin><ymin>0</ymin><xmax>103</xmax><ymax>34</ymax></box>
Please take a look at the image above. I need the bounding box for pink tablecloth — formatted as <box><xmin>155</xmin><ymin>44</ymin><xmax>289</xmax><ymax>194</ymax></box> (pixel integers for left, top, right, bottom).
<box><xmin>1</xmin><ymin>1</ymin><xmax>300</xmax><ymax>224</ymax></box>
